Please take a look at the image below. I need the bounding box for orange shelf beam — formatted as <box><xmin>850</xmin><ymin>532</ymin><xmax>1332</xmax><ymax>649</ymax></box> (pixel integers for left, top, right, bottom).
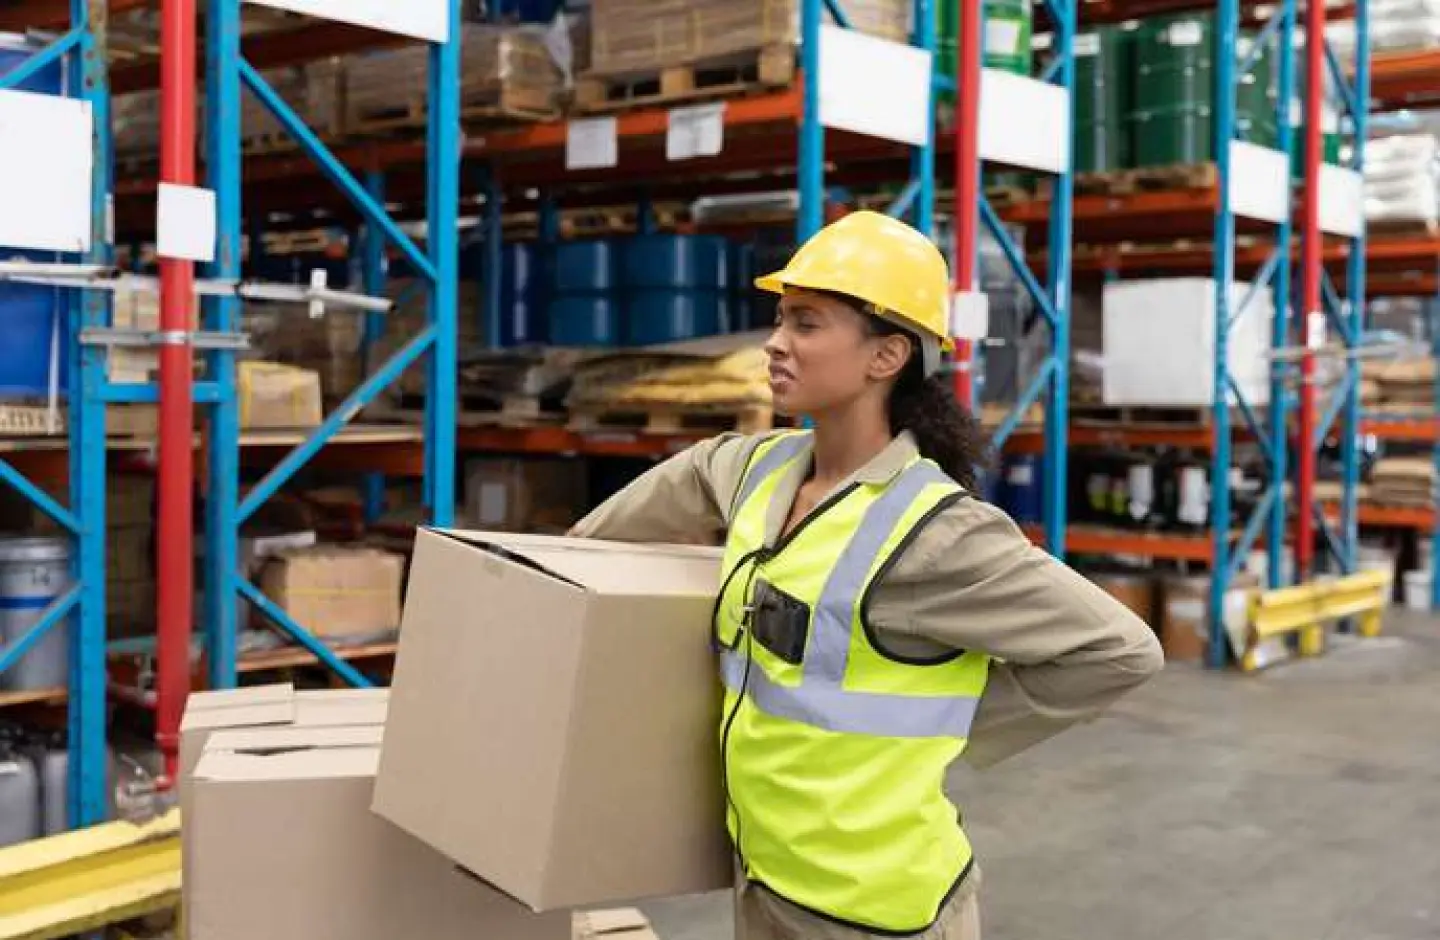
<box><xmin>1361</xmin><ymin>416</ymin><xmax>1440</xmax><ymax>443</ymax></box>
<box><xmin>1022</xmin><ymin>524</ymin><xmax>1217</xmax><ymax>562</ymax></box>
<box><xmin>1372</xmin><ymin>48</ymin><xmax>1440</xmax><ymax>110</ymax></box>
<box><xmin>1326</xmin><ymin>501</ymin><xmax>1437</xmax><ymax>530</ymax></box>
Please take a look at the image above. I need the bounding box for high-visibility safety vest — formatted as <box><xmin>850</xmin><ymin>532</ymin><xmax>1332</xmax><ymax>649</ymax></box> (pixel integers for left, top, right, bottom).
<box><xmin>716</xmin><ymin>432</ymin><xmax>992</xmax><ymax>934</ymax></box>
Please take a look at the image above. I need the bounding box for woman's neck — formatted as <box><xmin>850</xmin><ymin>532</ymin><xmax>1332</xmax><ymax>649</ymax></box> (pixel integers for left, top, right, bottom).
<box><xmin>809</xmin><ymin>402</ymin><xmax>893</xmax><ymax>487</ymax></box>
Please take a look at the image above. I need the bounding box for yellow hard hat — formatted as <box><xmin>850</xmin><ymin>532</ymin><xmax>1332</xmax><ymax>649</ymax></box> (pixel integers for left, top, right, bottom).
<box><xmin>755</xmin><ymin>210</ymin><xmax>954</xmax><ymax>364</ymax></box>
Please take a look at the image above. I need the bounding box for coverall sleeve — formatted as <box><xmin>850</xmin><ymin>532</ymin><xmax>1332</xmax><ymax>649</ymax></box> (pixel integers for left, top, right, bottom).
<box><xmin>568</xmin><ymin>432</ymin><xmax>763</xmax><ymax>544</ymax></box>
<box><xmin>869</xmin><ymin>495</ymin><xmax>1165</xmax><ymax>769</ymax></box>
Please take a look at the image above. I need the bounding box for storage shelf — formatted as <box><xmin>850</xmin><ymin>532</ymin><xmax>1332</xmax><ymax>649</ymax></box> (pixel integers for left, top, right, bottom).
<box><xmin>1372</xmin><ymin>48</ymin><xmax>1440</xmax><ymax>110</ymax></box>
<box><xmin>0</xmin><ymin>687</ymin><xmax>68</xmax><ymax>709</ymax></box>
<box><xmin>1361</xmin><ymin>416</ymin><xmax>1440</xmax><ymax>443</ymax></box>
<box><xmin>1022</xmin><ymin>524</ymin><xmax>1218</xmax><ymax>562</ymax></box>
<box><xmin>236</xmin><ymin>641</ymin><xmax>398</xmax><ymax>675</ymax></box>
<box><xmin>1326</xmin><ymin>501</ymin><xmax>1437</xmax><ymax>531</ymax></box>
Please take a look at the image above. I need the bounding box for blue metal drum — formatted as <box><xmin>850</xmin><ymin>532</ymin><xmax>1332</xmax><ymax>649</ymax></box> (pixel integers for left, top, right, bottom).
<box><xmin>547</xmin><ymin>240</ymin><xmax>618</xmax><ymax>346</ymax></box>
<box><xmin>620</xmin><ymin>234</ymin><xmax>727</xmax><ymax>345</ymax></box>
<box><xmin>0</xmin><ymin>38</ymin><xmax>69</xmax><ymax>398</ymax></box>
<box><xmin>499</xmin><ymin>243</ymin><xmax>545</xmax><ymax>347</ymax></box>
<box><xmin>997</xmin><ymin>454</ymin><xmax>1044</xmax><ymax>524</ymax></box>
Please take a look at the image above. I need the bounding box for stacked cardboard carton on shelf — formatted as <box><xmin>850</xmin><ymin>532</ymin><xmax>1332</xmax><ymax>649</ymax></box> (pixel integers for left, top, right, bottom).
<box><xmin>576</xmin><ymin>0</ymin><xmax>908</xmax><ymax>109</ymax></box>
<box><xmin>182</xmin><ymin>683</ymin><xmax>664</xmax><ymax>939</ymax></box>
<box><xmin>244</xmin><ymin>302</ymin><xmax>363</xmax><ymax>407</ymax></box>
<box><xmin>345</xmin><ymin>24</ymin><xmax>567</xmax><ymax>133</ymax></box>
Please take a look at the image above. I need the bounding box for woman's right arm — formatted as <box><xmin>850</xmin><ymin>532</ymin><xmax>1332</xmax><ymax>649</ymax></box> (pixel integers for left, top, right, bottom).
<box><xmin>569</xmin><ymin>432</ymin><xmax>764</xmax><ymax>544</ymax></box>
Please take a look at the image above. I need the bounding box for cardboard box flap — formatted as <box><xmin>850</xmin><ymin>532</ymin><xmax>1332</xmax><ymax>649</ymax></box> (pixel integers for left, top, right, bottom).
<box><xmin>204</xmin><ymin>724</ymin><xmax>385</xmax><ymax>755</ymax></box>
<box><xmin>196</xmin><ymin>745</ymin><xmax>381</xmax><ymax>783</ymax></box>
<box><xmin>294</xmin><ymin>695</ymin><xmax>390</xmax><ymax>728</ymax></box>
<box><xmin>181</xmin><ymin>683</ymin><xmax>296</xmax><ymax>731</ymax></box>
<box><xmin>433</xmin><ymin>530</ymin><xmax>722</xmax><ymax>597</ymax></box>
<box><xmin>294</xmin><ymin>688</ymin><xmax>389</xmax><ymax>705</ymax></box>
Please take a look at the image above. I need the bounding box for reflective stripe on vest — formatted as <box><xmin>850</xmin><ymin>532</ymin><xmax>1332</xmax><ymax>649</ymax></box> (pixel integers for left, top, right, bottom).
<box><xmin>732</xmin><ymin>433</ymin><xmax>810</xmax><ymax>517</ymax></box>
<box><xmin>722</xmin><ymin>459</ymin><xmax>981</xmax><ymax>740</ymax></box>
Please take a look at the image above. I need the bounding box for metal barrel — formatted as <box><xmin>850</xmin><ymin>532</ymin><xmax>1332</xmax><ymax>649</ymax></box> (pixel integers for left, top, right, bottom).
<box><xmin>0</xmin><ymin>537</ymin><xmax>71</xmax><ymax>693</ymax></box>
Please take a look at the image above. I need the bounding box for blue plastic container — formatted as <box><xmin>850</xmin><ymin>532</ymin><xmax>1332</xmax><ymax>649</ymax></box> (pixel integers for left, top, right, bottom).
<box><xmin>998</xmin><ymin>454</ymin><xmax>1044</xmax><ymax>524</ymax></box>
<box><xmin>0</xmin><ymin>39</ymin><xmax>69</xmax><ymax>398</ymax></box>
<box><xmin>547</xmin><ymin>240</ymin><xmax>618</xmax><ymax>346</ymax></box>
<box><xmin>499</xmin><ymin>243</ymin><xmax>545</xmax><ymax>347</ymax></box>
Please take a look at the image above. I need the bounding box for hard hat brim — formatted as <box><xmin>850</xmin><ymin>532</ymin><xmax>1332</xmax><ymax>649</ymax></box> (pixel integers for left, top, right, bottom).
<box><xmin>758</xmin><ymin>268</ymin><xmax>957</xmax><ymax>355</ymax></box>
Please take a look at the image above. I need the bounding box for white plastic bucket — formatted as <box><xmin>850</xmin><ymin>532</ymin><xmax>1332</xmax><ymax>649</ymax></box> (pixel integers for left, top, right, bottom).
<box><xmin>1403</xmin><ymin>570</ymin><xmax>1432</xmax><ymax>612</ymax></box>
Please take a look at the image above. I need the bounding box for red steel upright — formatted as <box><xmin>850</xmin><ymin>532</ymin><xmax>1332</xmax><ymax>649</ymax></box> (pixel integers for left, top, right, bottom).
<box><xmin>156</xmin><ymin>0</ymin><xmax>198</xmax><ymax>784</ymax></box>
<box><xmin>1296</xmin><ymin>0</ymin><xmax>1325</xmax><ymax>578</ymax></box>
<box><xmin>952</xmin><ymin>0</ymin><xmax>982</xmax><ymax>408</ymax></box>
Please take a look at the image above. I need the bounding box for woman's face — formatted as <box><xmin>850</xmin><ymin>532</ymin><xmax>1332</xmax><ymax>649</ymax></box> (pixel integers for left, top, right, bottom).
<box><xmin>764</xmin><ymin>289</ymin><xmax>911</xmax><ymax>418</ymax></box>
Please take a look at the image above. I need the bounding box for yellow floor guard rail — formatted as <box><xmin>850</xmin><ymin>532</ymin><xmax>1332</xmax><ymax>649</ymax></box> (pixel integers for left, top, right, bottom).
<box><xmin>0</xmin><ymin>809</ymin><xmax>180</xmax><ymax>940</ymax></box>
<box><xmin>1242</xmin><ymin>569</ymin><xmax>1392</xmax><ymax>672</ymax></box>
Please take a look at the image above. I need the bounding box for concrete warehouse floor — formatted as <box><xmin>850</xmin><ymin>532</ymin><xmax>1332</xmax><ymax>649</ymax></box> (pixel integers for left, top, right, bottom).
<box><xmin>641</xmin><ymin>609</ymin><xmax>1440</xmax><ymax>940</ymax></box>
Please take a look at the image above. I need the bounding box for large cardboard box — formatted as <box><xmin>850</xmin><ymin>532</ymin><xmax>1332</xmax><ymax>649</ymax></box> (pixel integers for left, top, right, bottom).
<box><xmin>179</xmin><ymin>685</ymin><xmax>390</xmax><ymax>932</ymax></box>
<box><xmin>373</xmin><ymin>530</ymin><xmax>732</xmax><ymax>912</ymax></box>
<box><xmin>258</xmin><ymin>546</ymin><xmax>405</xmax><ymax>640</ymax></box>
<box><xmin>190</xmin><ymin>729</ymin><xmax>571</xmax><ymax>940</ymax></box>
<box><xmin>238</xmin><ymin>360</ymin><xmax>324</xmax><ymax>429</ymax></box>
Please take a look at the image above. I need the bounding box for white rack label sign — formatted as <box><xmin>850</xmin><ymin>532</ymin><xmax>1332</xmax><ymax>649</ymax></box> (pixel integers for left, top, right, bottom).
<box><xmin>1227</xmin><ymin>140</ymin><xmax>1289</xmax><ymax>225</ymax></box>
<box><xmin>243</xmin><ymin>0</ymin><xmax>449</xmax><ymax>43</ymax></box>
<box><xmin>979</xmin><ymin>69</ymin><xmax>1070</xmax><ymax>175</ymax></box>
<box><xmin>1318</xmin><ymin>164</ymin><xmax>1364</xmax><ymax>238</ymax></box>
<box><xmin>0</xmin><ymin>90</ymin><xmax>93</xmax><ymax>253</ymax></box>
<box><xmin>156</xmin><ymin>183</ymin><xmax>218</xmax><ymax>263</ymax></box>
<box><xmin>818</xmin><ymin>24</ymin><xmax>932</xmax><ymax>147</ymax></box>
<box><xmin>566</xmin><ymin>117</ymin><xmax>619</xmax><ymax>171</ymax></box>
<box><xmin>667</xmin><ymin>103</ymin><xmax>725</xmax><ymax>161</ymax></box>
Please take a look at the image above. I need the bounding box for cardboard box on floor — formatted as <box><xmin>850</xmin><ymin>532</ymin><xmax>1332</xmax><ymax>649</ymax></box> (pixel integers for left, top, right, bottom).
<box><xmin>189</xmin><ymin>726</ymin><xmax>572</xmax><ymax>940</ymax></box>
<box><xmin>372</xmin><ymin>530</ymin><xmax>733</xmax><ymax>913</ymax></box>
<box><xmin>178</xmin><ymin>684</ymin><xmax>390</xmax><ymax>934</ymax></box>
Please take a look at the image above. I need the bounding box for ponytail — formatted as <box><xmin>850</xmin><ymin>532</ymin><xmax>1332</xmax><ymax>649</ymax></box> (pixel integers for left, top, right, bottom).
<box><xmin>887</xmin><ymin>360</ymin><xmax>990</xmax><ymax>492</ymax></box>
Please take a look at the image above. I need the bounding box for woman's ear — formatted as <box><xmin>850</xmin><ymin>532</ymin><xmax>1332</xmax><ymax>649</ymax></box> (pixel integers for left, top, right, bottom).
<box><xmin>868</xmin><ymin>333</ymin><xmax>913</xmax><ymax>382</ymax></box>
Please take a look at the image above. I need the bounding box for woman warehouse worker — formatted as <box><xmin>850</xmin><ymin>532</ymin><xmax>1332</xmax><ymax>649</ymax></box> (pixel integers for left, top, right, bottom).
<box><xmin>570</xmin><ymin>211</ymin><xmax>1164</xmax><ymax>940</ymax></box>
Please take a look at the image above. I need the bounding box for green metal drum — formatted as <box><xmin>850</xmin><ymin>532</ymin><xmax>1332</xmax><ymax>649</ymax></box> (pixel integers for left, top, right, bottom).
<box><xmin>1073</xmin><ymin>25</ymin><xmax>1133</xmax><ymax>173</ymax></box>
<box><xmin>1128</xmin><ymin>12</ymin><xmax>1278</xmax><ymax>167</ymax></box>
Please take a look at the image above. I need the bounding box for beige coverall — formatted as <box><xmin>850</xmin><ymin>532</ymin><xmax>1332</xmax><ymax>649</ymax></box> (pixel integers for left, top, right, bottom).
<box><xmin>572</xmin><ymin>430</ymin><xmax>1165</xmax><ymax>940</ymax></box>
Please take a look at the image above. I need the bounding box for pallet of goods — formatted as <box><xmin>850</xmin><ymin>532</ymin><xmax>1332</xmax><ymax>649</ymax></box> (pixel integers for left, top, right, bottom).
<box><xmin>344</xmin><ymin>25</ymin><xmax>566</xmax><ymax>135</ymax></box>
<box><xmin>564</xmin><ymin>332</ymin><xmax>773</xmax><ymax>434</ymax></box>
<box><xmin>574</xmin><ymin>0</ymin><xmax>908</xmax><ymax>113</ymax></box>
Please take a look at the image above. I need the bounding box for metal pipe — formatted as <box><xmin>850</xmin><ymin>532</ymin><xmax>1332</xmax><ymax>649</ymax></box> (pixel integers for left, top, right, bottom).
<box><xmin>952</xmin><ymin>0</ymin><xmax>982</xmax><ymax>409</ymax></box>
<box><xmin>799</xmin><ymin>0</ymin><xmax>825</xmax><ymax>240</ymax></box>
<box><xmin>1295</xmin><ymin>0</ymin><xmax>1327</xmax><ymax>582</ymax></box>
<box><xmin>156</xmin><ymin>0</ymin><xmax>197</xmax><ymax>785</ymax></box>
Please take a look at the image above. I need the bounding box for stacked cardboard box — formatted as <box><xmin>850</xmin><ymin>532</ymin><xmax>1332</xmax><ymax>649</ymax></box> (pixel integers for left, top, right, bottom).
<box><xmin>463</xmin><ymin>458</ymin><xmax>589</xmax><ymax>534</ymax></box>
<box><xmin>237</xmin><ymin>361</ymin><xmax>325</xmax><ymax>430</ymax></box>
<box><xmin>374</xmin><ymin>532</ymin><xmax>733</xmax><ymax>910</ymax></box>
<box><xmin>344</xmin><ymin>25</ymin><xmax>565</xmax><ymax>133</ymax></box>
<box><xmin>244</xmin><ymin>303</ymin><xmax>364</xmax><ymax>406</ymax></box>
<box><xmin>585</xmin><ymin>0</ymin><xmax>908</xmax><ymax>78</ymax></box>
<box><xmin>107</xmin><ymin>475</ymin><xmax>156</xmax><ymax>638</ymax></box>
<box><xmin>257</xmin><ymin>545</ymin><xmax>406</xmax><ymax>643</ymax></box>
<box><xmin>182</xmin><ymin>685</ymin><xmax>664</xmax><ymax>940</ymax></box>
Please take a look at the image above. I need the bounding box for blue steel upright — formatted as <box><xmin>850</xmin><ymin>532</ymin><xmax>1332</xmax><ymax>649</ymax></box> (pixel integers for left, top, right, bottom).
<box><xmin>203</xmin><ymin>3</ymin><xmax>464</xmax><ymax>685</ymax></box>
<box><xmin>1205</xmin><ymin>0</ymin><xmax>1301</xmax><ymax>666</ymax></box>
<box><xmin>798</xmin><ymin>0</ymin><xmax>938</xmax><ymax>242</ymax></box>
<box><xmin>205</xmin><ymin>0</ymin><xmax>243</xmax><ymax>689</ymax></box>
<box><xmin>1431</xmin><ymin>296</ymin><xmax>1440</xmax><ymax>609</ymax></box>
<box><xmin>69</xmin><ymin>0</ymin><xmax>111</xmax><ymax>827</ymax></box>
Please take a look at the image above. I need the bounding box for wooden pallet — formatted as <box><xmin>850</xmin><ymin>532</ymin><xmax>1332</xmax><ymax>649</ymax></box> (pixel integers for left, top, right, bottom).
<box><xmin>984</xmin><ymin>184</ymin><xmax>1033</xmax><ymax>208</ymax></box>
<box><xmin>574</xmin><ymin>45</ymin><xmax>794</xmax><ymax>114</ymax></box>
<box><xmin>1075</xmin><ymin>162</ymin><xmax>1219</xmax><ymax>196</ymax></box>
<box><xmin>569</xmin><ymin>403</ymin><xmax>773</xmax><ymax>436</ymax></box>
<box><xmin>1070</xmin><ymin>403</ymin><xmax>1245</xmax><ymax>427</ymax></box>
<box><xmin>0</xmin><ymin>403</ymin><xmax>64</xmax><ymax>438</ymax></box>
<box><xmin>347</xmin><ymin>85</ymin><xmax>559</xmax><ymax>136</ymax></box>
